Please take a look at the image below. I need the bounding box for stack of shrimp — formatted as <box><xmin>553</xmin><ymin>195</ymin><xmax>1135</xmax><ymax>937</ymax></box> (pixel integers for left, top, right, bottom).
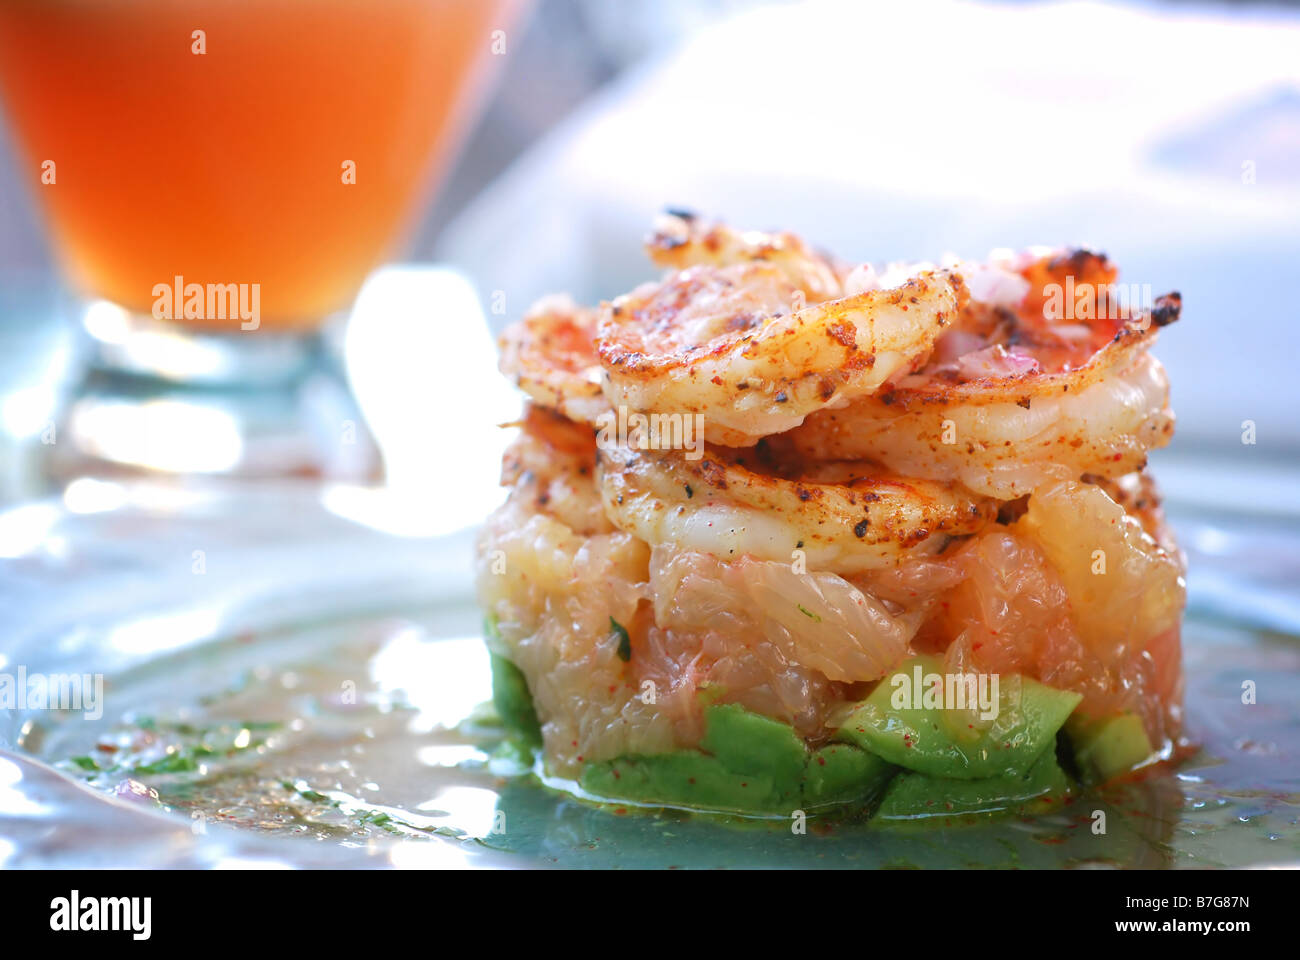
<box><xmin>477</xmin><ymin>213</ymin><xmax>1186</xmax><ymax>778</ymax></box>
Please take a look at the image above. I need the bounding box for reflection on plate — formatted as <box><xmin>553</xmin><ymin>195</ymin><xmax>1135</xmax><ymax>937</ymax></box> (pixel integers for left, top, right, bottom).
<box><xmin>0</xmin><ymin>481</ymin><xmax>1297</xmax><ymax>868</ymax></box>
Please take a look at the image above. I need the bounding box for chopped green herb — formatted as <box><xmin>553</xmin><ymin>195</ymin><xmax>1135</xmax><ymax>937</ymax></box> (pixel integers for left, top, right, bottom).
<box><xmin>134</xmin><ymin>752</ymin><xmax>200</xmax><ymax>774</ymax></box>
<box><xmin>281</xmin><ymin>779</ymin><xmax>329</xmax><ymax>803</ymax></box>
<box><xmin>610</xmin><ymin>616</ymin><xmax>632</xmax><ymax>662</ymax></box>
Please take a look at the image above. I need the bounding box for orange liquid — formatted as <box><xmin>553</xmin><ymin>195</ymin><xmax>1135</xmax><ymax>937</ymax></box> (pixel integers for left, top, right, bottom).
<box><xmin>0</xmin><ymin>0</ymin><xmax>516</xmax><ymax>329</ymax></box>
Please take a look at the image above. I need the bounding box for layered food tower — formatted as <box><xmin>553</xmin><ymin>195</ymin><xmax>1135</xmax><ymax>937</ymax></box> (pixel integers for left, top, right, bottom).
<box><xmin>477</xmin><ymin>214</ymin><xmax>1186</xmax><ymax>820</ymax></box>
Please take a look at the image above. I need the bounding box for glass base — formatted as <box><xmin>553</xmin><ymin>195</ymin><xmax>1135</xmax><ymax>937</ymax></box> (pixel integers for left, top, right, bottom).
<box><xmin>41</xmin><ymin>302</ymin><xmax>381</xmax><ymax>484</ymax></box>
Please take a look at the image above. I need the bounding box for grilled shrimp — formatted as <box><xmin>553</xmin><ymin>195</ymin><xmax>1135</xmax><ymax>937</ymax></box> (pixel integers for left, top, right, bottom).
<box><xmin>498</xmin><ymin>295</ymin><xmax>610</xmax><ymax>427</ymax></box>
<box><xmin>785</xmin><ymin>248</ymin><xmax>1182</xmax><ymax>499</ymax></box>
<box><xmin>500</xmin><ymin>405</ymin><xmax>612</xmax><ymax>536</ymax></box>
<box><xmin>787</xmin><ymin>334</ymin><xmax>1175</xmax><ymax>499</ymax></box>
<box><xmin>646</xmin><ymin>211</ymin><xmax>843</xmax><ymax>302</ymax></box>
<box><xmin>596</xmin><ymin>441</ymin><xmax>996</xmax><ymax>574</ymax></box>
<box><xmin>597</xmin><ymin>264</ymin><xmax>964</xmax><ymax>447</ymax></box>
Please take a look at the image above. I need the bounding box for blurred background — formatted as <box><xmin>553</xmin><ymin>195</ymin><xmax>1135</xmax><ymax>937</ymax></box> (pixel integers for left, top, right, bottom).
<box><xmin>0</xmin><ymin>0</ymin><xmax>1297</xmax><ymax>523</ymax></box>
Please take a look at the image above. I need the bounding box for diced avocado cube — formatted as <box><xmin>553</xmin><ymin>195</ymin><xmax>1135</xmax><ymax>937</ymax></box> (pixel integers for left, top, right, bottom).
<box><xmin>802</xmin><ymin>743</ymin><xmax>896</xmax><ymax>809</ymax></box>
<box><xmin>488</xmin><ymin>652</ymin><xmax>542</xmax><ymax>746</ymax></box>
<box><xmin>580</xmin><ymin>752</ymin><xmax>783</xmax><ymax>814</ymax></box>
<box><xmin>1067</xmin><ymin>712</ymin><xmax>1154</xmax><ymax>784</ymax></box>
<box><xmin>702</xmin><ymin>702</ymin><xmax>807</xmax><ymax>799</ymax></box>
<box><xmin>834</xmin><ymin>655</ymin><xmax>1082</xmax><ymax>779</ymax></box>
<box><xmin>875</xmin><ymin>751</ymin><xmax>1072</xmax><ymax>821</ymax></box>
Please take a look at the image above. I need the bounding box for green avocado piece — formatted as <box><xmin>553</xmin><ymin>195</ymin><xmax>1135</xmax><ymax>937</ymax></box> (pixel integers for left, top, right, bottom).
<box><xmin>802</xmin><ymin>743</ymin><xmax>896</xmax><ymax>809</ymax></box>
<box><xmin>702</xmin><ymin>703</ymin><xmax>807</xmax><ymax>793</ymax></box>
<box><xmin>1067</xmin><ymin>712</ymin><xmax>1154</xmax><ymax>784</ymax></box>
<box><xmin>488</xmin><ymin>652</ymin><xmax>542</xmax><ymax>746</ymax></box>
<box><xmin>875</xmin><ymin>751</ymin><xmax>1072</xmax><ymax>821</ymax></box>
<box><xmin>580</xmin><ymin>752</ymin><xmax>783</xmax><ymax>814</ymax></box>
<box><xmin>580</xmin><ymin>703</ymin><xmax>813</xmax><ymax>814</ymax></box>
<box><xmin>834</xmin><ymin>655</ymin><xmax>1082</xmax><ymax>779</ymax></box>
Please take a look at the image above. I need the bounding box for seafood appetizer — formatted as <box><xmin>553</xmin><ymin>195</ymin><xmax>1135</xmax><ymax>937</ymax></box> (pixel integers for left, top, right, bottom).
<box><xmin>477</xmin><ymin>213</ymin><xmax>1186</xmax><ymax>820</ymax></box>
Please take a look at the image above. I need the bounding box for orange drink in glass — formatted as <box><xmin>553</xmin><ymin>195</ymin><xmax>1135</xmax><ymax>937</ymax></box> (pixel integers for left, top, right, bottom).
<box><xmin>0</xmin><ymin>0</ymin><xmax>523</xmax><ymax>478</ymax></box>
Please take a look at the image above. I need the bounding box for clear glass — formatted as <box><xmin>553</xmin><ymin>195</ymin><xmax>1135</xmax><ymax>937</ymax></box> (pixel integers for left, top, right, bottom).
<box><xmin>0</xmin><ymin>0</ymin><xmax>522</xmax><ymax>483</ymax></box>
